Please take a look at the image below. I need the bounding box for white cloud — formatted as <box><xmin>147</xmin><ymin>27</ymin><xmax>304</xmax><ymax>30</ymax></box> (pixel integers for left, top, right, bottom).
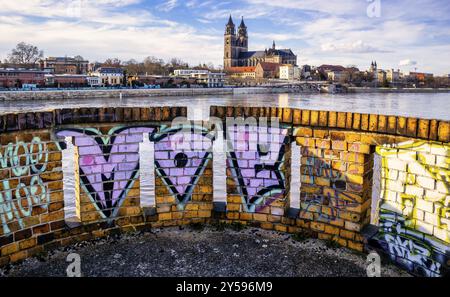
<box><xmin>0</xmin><ymin>0</ymin><xmax>222</xmax><ymax>65</ymax></box>
<box><xmin>157</xmin><ymin>0</ymin><xmax>178</xmax><ymax>12</ymax></box>
<box><xmin>321</xmin><ymin>40</ymin><xmax>390</xmax><ymax>53</ymax></box>
<box><xmin>399</xmin><ymin>59</ymin><xmax>417</xmax><ymax>67</ymax></box>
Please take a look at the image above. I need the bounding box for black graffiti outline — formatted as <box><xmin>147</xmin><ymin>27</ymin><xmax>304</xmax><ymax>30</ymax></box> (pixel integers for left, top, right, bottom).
<box><xmin>150</xmin><ymin>124</ymin><xmax>215</xmax><ymax>208</ymax></box>
<box><xmin>226</xmin><ymin>126</ymin><xmax>290</xmax><ymax>211</ymax></box>
<box><xmin>56</xmin><ymin>125</ymin><xmax>157</xmax><ymax>217</ymax></box>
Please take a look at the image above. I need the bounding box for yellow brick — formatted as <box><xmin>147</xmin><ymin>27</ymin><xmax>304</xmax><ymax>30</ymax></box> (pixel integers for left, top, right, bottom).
<box><xmin>348</xmin><ymin>143</ymin><xmax>370</xmax><ymax>154</ymax></box>
<box><xmin>253</xmin><ymin>213</ymin><xmax>268</xmax><ymax>222</ymax></box>
<box><xmin>347</xmin><ymin>240</ymin><xmax>364</xmax><ymax>252</ymax></box>
<box><xmin>311</xmin><ymin>222</ymin><xmax>325</xmax><ymax>232</ymax></box>
<box><xmin>227</xmin><ymin>203</ymin><xmax>241</xmax><ymax>212</ymax></box>
<box><xmin>228</xmin><ymin>195</ymin><xmax>243</xmax><ymax>204</ymax></box>
<box><xmin>345</xmin><ymin>173</ymin><xmax>363</xmax><ymax>185</ymax></box>
<box><xmin>239</xmin><ymin>213</ymin><xmax>253</xmax><ymax>221</ymax></box>
<box><xmin>185</xmin><ymin>204</ymin><xmax>199</xmax><ymax>211</ymax></box>
<box><xmin>340</xmin><ymin>229</ymin><xmax>356</xmax><ymax>240</ymax></box>
<box><xmin>274</xmin><ymin>224</ymin><xmax>287</xmax><ymax>232</ymax></box>
<box><xmin>324</xmin><ymin>225</ymin><xmax>340</xmax><ymax>235</ymax></box>
<box><xmin>158</xmin><ymin>212</ymin><xmax>172</xmax><ymax>221</ymax></box>
<box><xmin>296</xmin><ymin>127</ymin><xmax>313</xmax><ymax>137</ymax></box>
<box><xmin>334</xmin><ymin>237</ymin><xmax>347</xmax><ymax>247</ymax></box>
<box><xmin>198</xmin><ymin>210</ymin><xmax>211</xmax><ymax>218</ymax></box>
<box><xmin>318</xmin><ymin>233</ymin><xmax>332</xmax><ymax>240</ymax></box>
<box><xmin>332</xmin><ymin>141</ymin><xmax>347</xmax><ymax>151</ymax></box>
<box><xmin>184</xmin><ymin>211</ymin><xmax>198</xmax><ymax>218</ymax></box>
<box><xmin>226</xmin><ymin>212</ymin><xmax>239</xmax><ymax>220</ymax></box>
<box><xmin>18</xmin><ymin>238</ymin><xmax>37</xmax><ymax>250</ymax></box>
<box><xmin>314</xmin><ymin>177</ymin><xmax>330</xmax><ymax>187</ymax></box>
<box><xmin>345</xmin><ymin>133</ymin><xmax>361</xmax><ymax>143</ymax></box>
<box><xmin>10</xmin><ymin>250</ymin><xmax>28</xmax><ymax>262</ymax></box>
<box><xmin>260</xmin><ymin>222</ymin><xmax>274</xmax><ymax>230</ymax></box>
<box><xmin>1</xmin><ymin>243</ymin><xmax>19</xmax><ymax>256</ymax></box>
<box><xmin>296</xmin><ymin>137</ymin><xmax>316</xmax><ymax>147</ymax></box>
<box><xmin>344</xmin><ymin>221</ymin><xmax>361</xmax><ymax>231</ymax></box>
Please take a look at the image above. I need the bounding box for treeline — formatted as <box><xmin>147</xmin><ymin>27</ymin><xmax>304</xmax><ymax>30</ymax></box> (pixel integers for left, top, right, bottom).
<box><xmin>1</xmin><ymin>42</ymin><xmax>220</xmax><ymax>74</ymax></box>
<box><xmin>102</xmin><ymin>57</ymin><xmax>219</xmax><ymax>76</ymax></box>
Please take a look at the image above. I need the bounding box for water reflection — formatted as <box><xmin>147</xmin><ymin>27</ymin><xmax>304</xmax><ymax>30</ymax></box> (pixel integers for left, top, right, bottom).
<box><xmin>0</xmin><ymin>92</ymin><xmax>449</xmax><ymax>120</ymax></box>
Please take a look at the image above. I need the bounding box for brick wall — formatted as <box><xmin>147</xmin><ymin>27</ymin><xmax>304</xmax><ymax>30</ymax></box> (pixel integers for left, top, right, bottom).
<box><xmin>0</xmin><ymin>130</ymin><xmax>65</xmax><ymax>263</ymax></box>
<box><xmin>0</xmin><ymin>105</ymin><xmax>448</xmax><ymax>277</ymax></box>
<box><xmin>369</xmin><ymin>140</ymin><xmax>449</xmax><ymax>277</ymax></box>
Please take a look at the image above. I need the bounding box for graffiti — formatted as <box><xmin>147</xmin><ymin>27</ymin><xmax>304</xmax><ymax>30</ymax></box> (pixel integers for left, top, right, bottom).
<box><xmin>301</xmin><ymin>157</ymin><xmax>346</xmax><ymax>190</ymax></box>
<box><xmin>384</xmin><ymin>233</ymin><xmax>441</xmax><ymax>277</ymax></box>
<box><xmin>57</xmin><ymin>126</ymin><xmax>155</xmax><ymax>217</ymax></box>
<box><xmin>373</xmin><ymin>140</ymin><xmax>450</xmax><ymax>277</ymax></box>
<box><xmin>0</xmin><ymin>137</ymin><xmax>50</xmax><ymax>234</ymax></box>
<box><xmin>226</xmin><ymin>124</ymin><xmax>289</xmax><ymax>213</ymax></box>
<box><xmin>377</xmin><ymin>213</ymin><xmax>447</xmax><ymax>277</ymax></box>
<box><xmin>299</xmin><ymin>153</ymin><xmax>360</xmax><ymax>223</ymax></box>
<box><xmin>151</xmin><ymin>124</ymin><xmax>214</xmax><ymax>210</ymax></box>
<box><xmin>299</xmin><ymin>190</ymin><xmax>360</xmax><ymax>223</ymax></box>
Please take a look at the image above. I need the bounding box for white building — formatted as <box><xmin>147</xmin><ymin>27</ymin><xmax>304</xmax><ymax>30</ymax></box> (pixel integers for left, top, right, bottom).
<box><xmin>190</xmin><ymin>72</ymin><xmax>225</xmax><ymax>88</ymax></box>
<box><xmin>386</xmin><ymin>69</ymin><xmax>401</xmax><ymax>83</ymax></box>
<box><xmin>173</xmin><ymin>69</ymin><xmax>208</xmax><ymax>77</ymax></box>
<box><xmin>327</xmin><ymin>71</ymin><xmax>345</xmax><ymax>82</ymax></box>
<box><xmin>90</xmin><ymin>67</ymin><xmax>124</xmax><ymax>86</ymax></box>
<box><xmin>87</xmin><ymin>76</ymin><xmax>101</xmax><ymax>87</ymax></box>
<box><xmin>279</xmin><ymin>64</ymin><xmax>300</xmax><ymax>80</ymax></box>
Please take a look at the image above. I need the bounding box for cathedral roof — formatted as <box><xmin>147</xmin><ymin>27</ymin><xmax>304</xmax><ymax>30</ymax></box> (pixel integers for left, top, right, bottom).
<box><xmin>238</xmin><ymin>49</ymin><xmax>295</xmax><ymax>59</ymax></box>
<box><xmin>238</xmin><ymin>51</ymin><xmax>265</xmax><ymax>59</ymax></box>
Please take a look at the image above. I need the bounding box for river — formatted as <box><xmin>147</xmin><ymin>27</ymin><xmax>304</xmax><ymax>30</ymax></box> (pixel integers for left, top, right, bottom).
<box><xmin>1</xmin><ymin>92</ymin><xmax>448</xmax><ymax>219</ymax></box>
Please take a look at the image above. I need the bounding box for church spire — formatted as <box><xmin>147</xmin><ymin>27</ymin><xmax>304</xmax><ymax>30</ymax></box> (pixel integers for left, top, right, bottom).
<box><xmin>272</xmin><ymin>40</ymin><xmax>276</xmax><ymax>50</ymax></box>
<box><xmin>225</xmin><ymin>14</ymin><xmax>235</xmax><ymax>35</ymax></box>
<box><xmin>239</xmin><ymin>16</ymin><xmax>246</xmax><ymax>28</ymax></box>
<box><xmin>227</xmin><ymin>14</ymin><xmax>234</xmax><ymax>26</ymax></box>
<box><xmin>238</xmin><ymin>16</ymin><xmax>247</xmax><ymax>37</ymax></box>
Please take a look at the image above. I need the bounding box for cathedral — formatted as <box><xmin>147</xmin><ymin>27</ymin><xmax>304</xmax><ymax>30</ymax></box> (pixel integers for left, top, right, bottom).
<box><xmin>223</xmin><ymin>15</ymin><xmax>297</xmax><ymax>68</ymax></box>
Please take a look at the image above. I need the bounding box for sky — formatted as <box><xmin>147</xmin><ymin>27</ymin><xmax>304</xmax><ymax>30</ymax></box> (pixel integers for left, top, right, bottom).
<box><xmin>0</xmin><ymin>0</ymin><xmax>449</xmax><ymax>74</ymax></box>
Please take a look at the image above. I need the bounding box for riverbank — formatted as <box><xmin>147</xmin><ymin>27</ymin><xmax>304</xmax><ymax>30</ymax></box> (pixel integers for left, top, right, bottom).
<box><xmin>348</xmin><ymin>87</ymin><xmax>450</xmax><ymax>93</ymax></box>
<box><xmin>0</xmin><ymin>87</ymin><xmax>318</xmax><ymax>101</ymax></box>
<box><xmin>1</xmin><ymin>86</ymin><xmax>449</xmax><ymax>101</ymax></box>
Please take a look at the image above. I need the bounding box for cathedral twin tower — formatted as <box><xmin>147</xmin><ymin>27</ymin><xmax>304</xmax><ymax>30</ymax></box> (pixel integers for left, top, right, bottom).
<box><xmin>223</xmin><ymin>15</ymin><xmax>297</xmax><ymax>69</ymax></box>
<box><xmin>223</xmin><ymin>15</ymin><xmax>248</xmax><ymax>68</ymax></box>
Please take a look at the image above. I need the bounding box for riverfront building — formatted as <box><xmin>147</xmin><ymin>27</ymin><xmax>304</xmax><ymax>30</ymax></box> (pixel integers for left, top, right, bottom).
<box><xmin>0</xmin><ymin>68</ymin><xmax>46</xmax><ymax>88</ymax></box>
<box><xmin>39</xmin><ymin>56</ymin><xmax>89</xmax><ymax>74</ymax></box>
<box><xmin>90</xmin><ymin>67</ymin><xmax>124</xmax><ymax>86</ymax></box>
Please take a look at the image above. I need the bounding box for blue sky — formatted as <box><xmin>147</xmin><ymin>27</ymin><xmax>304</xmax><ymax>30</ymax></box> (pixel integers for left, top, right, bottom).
<box><xmin>0</xmin><ymin>0</ymin><xmax>449</xmax><ymax>74</ymax></box>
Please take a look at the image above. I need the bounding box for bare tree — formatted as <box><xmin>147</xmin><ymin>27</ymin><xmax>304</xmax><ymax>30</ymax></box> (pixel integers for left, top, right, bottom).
<box><xmin>7</xmin><ymin>42</ymin><xmax>44</xmax><ymax>64</ymax></box>
<box><xmin>102</xmin><ymin>58</ymin><xmax>122</xmax><ymax>67</ymax></box>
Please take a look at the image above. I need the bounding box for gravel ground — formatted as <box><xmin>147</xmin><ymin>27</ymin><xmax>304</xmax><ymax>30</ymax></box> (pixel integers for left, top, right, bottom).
<box><xmin>0</xmin><ymin>226</ymin><xmax>410</xmax><ymax>277</ymax></box>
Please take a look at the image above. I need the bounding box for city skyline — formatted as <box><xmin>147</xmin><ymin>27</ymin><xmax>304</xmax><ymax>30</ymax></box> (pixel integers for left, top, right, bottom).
<box><xmin>0</xmin><ymin>0</ymin><xmax>449</xmax><ymax>74</ymax></box>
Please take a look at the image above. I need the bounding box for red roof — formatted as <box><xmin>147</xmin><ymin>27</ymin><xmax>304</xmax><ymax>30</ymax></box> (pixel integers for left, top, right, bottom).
<box><xmin>317</xmin><ymin>64</ymin><xmax>347</xmax><ymax>72</ymax></box>
<box><xmin>225</xmin><ymin>66</ymin><xmax>256</xmax><ymax>73</ymax></box>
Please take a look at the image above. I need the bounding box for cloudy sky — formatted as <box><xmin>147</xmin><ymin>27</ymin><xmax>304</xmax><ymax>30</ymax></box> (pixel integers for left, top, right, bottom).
<box><xmin>0</xmin><ymin>0</ymin><xmax>449</xmax><ymax>74</ymax></box>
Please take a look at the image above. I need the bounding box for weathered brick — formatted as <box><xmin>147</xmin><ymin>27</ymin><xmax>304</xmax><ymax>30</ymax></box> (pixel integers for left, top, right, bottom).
<box><xmin>438</xmin><ymin>121</ymin><xmax>450</xmax><ymax>142</ymax></box>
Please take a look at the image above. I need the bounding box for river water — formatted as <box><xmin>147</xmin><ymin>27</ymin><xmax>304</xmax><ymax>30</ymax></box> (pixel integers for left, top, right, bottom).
<box><xmin>1</xmin><ymin>92</ymin><xmax>448</xmax><ymax>219</ymax></box>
